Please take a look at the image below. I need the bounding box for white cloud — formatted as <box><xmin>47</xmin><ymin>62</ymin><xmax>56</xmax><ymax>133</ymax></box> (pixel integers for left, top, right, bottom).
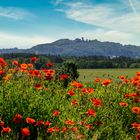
<box><xmin>63</xmin><ymin>0</ymin><xmax>140</xmax><ymax>34</ymax></box>
<box><xmin>0</xmin><ymin>32</ymin><xmax>53</xmax><ymax>49</ymax></box>
<box><xmin>79</xmin><ymin>29</ymin><xmax>140</xmax><ymax>46</ymax></box>
<box><xmin>0</xmin><ymin>7</ymin><xmax>35</xmax><ymax>20</ymax></box>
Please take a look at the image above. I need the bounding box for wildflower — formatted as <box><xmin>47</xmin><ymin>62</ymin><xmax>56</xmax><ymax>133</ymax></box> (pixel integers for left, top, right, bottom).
<box><xmin>136</xmin><ymin>72</ymin><xmax>140</xmax><ymax>76</ymax></box>
<box><xmin>27</xmin><ymin>63</ymin><xmax>33</xmax><ymax>68</ymax></box>
<box><xmin>81</xmin><ymin>88</ymin><xmax>94</xmax><ymax>94</ymax></box>
<box><xmin>0</xmin><ymin>70</ymin><xmax>4</xmax><ymax>75</ymax></box>
<box><xmin>134</xmin><ymin>98</ymin><xmax>140</xmax><ymax>103</ymax></box>
<box><xmin>86</xmin><ymin>109</ymin><xmax>96</xmax><ymax>116</ymax></box>
<box><xmin>94</xmin><ymin>77</ymin><xmax>101</xmax><ymax>83</ymax></box>
<box><xmin>52</xmin><ymin>110</ymin><xmax>60</xmax><ymax>116</ymax></box>
<box><xmin>30</xmin><ymin>57</ymin><xmax>38</xmax><ymax>63</ymax></box>
<box><xmin>2</xmin><ymin>127</ymin><xmax>11</xmax><ymax>133</ymax></box>
<box><xmin>85</xmin><ymin>124</ymin><xmax>92</xmax><ymax>129</ymax></box>
<box><xmin>20</xmin><ymin>64</ymin><xmax>28</xmax><ymax>70</ymax></box>
<box><xmin>119</xmin><ymin>75</ymin><xmax>125</xmax><ymax>80</ymax></box>
<box><xmin>119</xmin><ymin>102</ymin><xmax>128</xmax><ymax>107</ymax></box>
<box><xmin>34</xmin><ymin>84</ymin><xmax>43</xmax><ymax>90</ymax></box>
<box><xmin>21</xmin><ymin>128</ymin><xmax>30</xmax><ymax>137</ymax></box>
<box><xmin>131</xmin><ymin>122</ymin><xmax>140</xmax><ymax>128</ymax></box>
<box><xmin>67</xmin><ymin>89</ymin><xmax>75</xmax><ymax>96</ymax></box>
<box><xmin>71</xmin><ymin>81</ymin><xmax>83</xmax><ymax>88</ymax></box>
<box><xmin>71</xmin><ymin>99</ymin><xmax>78</xmax><ymax>106</ymax></box>
<box><xmin>35</xmin><ymin>121</ymin><xmax>44</xmax><ymax>127</ymax></box>
<box><xmin>13</xmin><ymin>114</ymin><xmax>22</xmax><ymax>124</ymax></box>
<box><xmin>0</xmin><ymin>57</ymin><xmax>7</xmax><ymax>67</ymax></box>
<box><xmin>136</xmin><ymin>133</ymin><xmax>140</xmax><ymax>140</ymax></box>
<box><xmin>71</xmin><ymin>127</ymin><xmax>78</xmax><ymax>132</ymax></box>
<box><xmin>47</xmin><ymin>127</ymin><xmax>59</xmax><ymax>133</ymax></box>
<box><xmin>45</xmin><ymin>121</ymin><xmax>51</xmax><ymax>126</ymax></box>
<box><xmin>46</xmin><ymin>62</ymin><xmax>53</xmax><ymax>67</ymax></box>
<box><xmin>26</xmin><ymin>117</ymin><xmax>35</xmax><ymax>125</ymax></box>
<box><xmin>12</xmin><ymin>60</ymin><xmax>19</xmax><ymax>66</ymax></box>
<box><xmin>77</xmin><ymin>134</ymin><xmax>83</xmax><ymax>139</ymax></box>
<box><xmin>131</xmin><ymin>107</ymin><xmax>140</xmax><ymax>114</ymax></box>
<box><xmin>65</xmin><ymin>119</ymin><xmax>74</xmax><ymax>125</ymax></box>
<box><xmin>0</xmin><ymin>121</ymin><xmax>4</xmax><ymax>127</ymax></box>
<box><xmin>60</xmin><ymin>74</ymin><xmax>69</xmax><ymax>80</ymax></box>
<box><xmin>102</xmin><ymin>79</ymin><xmax>111</xmax><ymax>86</ymax></box>
<box><xmin>47</xmin><ymin>127</ymin><xmax>54</xmax><ymax>133</ymax></box>
<box><xmin>3</xmin><ymin>74</ymin><xmax>12</xmax><ymax>81</ymax></box>
<box><xmin>90</xmin><ymin>98</ymin><xmax>102</xmax><ymax>107</ymax></box>
<box><xmin>61</xmin><ymin>127</ymin><xmax>67</xmax><ymax>133</ymax></box>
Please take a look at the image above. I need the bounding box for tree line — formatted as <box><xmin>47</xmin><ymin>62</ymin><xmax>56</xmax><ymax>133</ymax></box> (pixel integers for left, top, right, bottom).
<box><xmin>0</xmin><ymin>53</ymin><xmax>140</xmax><ymax>69</ymax></box>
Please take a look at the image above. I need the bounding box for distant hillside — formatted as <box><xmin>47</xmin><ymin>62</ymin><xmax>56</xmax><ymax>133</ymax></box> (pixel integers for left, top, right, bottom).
<box><xmin>0</xmin><ymin>38</ymin><xmax>140</xmax><ymax>57</ymax></box>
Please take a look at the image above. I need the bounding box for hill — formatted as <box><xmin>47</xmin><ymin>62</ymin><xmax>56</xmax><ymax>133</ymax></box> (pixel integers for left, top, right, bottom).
<box><xmin>0</xmin><ymin>38</ymin><xmax>140</xmax><ymax>57</ymax></box>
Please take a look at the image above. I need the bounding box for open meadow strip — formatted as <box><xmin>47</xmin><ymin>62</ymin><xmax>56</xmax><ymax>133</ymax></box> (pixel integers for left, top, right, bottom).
<box><xmin>0</xmin><ymin>57</ymin><xmax>140</xmax><ymax>140</ymax></box>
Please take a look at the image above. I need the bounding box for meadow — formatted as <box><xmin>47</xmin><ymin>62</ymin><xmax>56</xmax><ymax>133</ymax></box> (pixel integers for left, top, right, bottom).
<box><xmin>0</xmin><ymin>57</ymin><xmax>140</xmax><ymax>140</ymax></box>
<box><xmin>78</xmin><ymin>69</ymin><xmax>140</xmax><ymax>83</ymax></box>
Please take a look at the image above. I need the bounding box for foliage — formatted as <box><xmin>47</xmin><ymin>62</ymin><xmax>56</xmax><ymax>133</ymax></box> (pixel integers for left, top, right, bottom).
<box><xmin>0</xmin><ymin>57</ymin><xmax>140</xmax><ymax>139</ymax></box>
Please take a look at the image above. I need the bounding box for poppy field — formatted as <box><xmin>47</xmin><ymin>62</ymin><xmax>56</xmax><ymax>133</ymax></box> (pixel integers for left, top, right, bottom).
<box><xmin>0</xmin><ymin>57</ymin><xmax>140</xmax><ymax>140</ymax></box>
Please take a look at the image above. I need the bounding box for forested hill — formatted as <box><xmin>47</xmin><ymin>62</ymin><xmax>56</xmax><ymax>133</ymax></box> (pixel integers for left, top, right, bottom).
<box><xmin>0</xmin><ymin>38</ymin><xmax>140</xmax><ymax>57</ymax></box>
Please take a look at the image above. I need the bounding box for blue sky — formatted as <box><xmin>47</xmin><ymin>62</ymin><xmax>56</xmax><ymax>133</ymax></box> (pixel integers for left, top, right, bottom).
<box><xmin>0</xmin><ymin>0</ymin><xmax>140</xmax><ymax>48</ymax></box>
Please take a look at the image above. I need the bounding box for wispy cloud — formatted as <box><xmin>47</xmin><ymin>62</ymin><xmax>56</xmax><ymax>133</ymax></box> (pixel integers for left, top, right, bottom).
<box><xmin>0</xmin><ymin>7</ymin><xmax>35</xmax><ymax>20</ymax></box>
<box><xmin>79</xmin><ymin>29</ymin><xmax>140</xmax><ymax>46</ymax></box>
<box><xmin>0</xmin><ymin>32</ymin><xmax>53</xmax><ymax>49</ymax></box>
<box><xmin>60</xmin><ymin>0</ymin><xmax>140</xmax><ymax>34</ymax></box>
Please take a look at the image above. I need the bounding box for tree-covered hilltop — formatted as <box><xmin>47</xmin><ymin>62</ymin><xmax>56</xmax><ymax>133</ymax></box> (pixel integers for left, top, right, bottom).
<box><xmin>1</xmin><ymin>53</ymin><xmax>140</xmax><ymax>69</ymax></box>
<box><xmin>1</xmin><ymin>38</ymin><xmax>140</xmax><ymax>57</ymax></box>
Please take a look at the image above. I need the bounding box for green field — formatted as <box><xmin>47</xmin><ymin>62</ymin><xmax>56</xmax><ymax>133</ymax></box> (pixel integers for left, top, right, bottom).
<box><xmin>78</xmin><ymin>68</ymin><xmax>140</xmax><ymax>82</ymax></box>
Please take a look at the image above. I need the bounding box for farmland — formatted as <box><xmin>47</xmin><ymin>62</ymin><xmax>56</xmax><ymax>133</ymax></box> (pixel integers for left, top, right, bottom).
<box><xmin>0</xmin><ymin>57</ymin><xmax>140</xmax><ymax>140</ymax></box>
<box><xmin>78</xmin><ymin>68</ymin><xmax>140</xmax><ymax>82</ymax></box>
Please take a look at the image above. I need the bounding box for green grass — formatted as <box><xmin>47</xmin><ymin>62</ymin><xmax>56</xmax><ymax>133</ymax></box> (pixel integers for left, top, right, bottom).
<box><xmin>78</xmin><ymin>68</ymin><xmax>140</xmax><ymax>82</ymax></box>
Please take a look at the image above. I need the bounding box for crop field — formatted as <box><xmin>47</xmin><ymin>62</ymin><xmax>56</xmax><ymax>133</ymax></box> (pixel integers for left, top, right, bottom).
<box><xmin>78</xmin><ymin>69</ymin><xmax>140</xmax><ymax>83</ymax></box>
<box><xmin>0</xmin><ymin>57</ymin><xmax>140</xmax><ymax>140</ymax></box>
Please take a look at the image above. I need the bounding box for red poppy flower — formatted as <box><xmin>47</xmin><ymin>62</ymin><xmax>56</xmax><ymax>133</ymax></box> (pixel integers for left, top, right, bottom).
<box><xmin>47</xmin><ymin>127</ymin><xmax>59</xmax><ymax>133</ymax></box>
<box><xmin>131</xmin><ymin>122</ymin><xmax>140</xmax><ymax>128</ymax></box>
<box><xmin>46</xmin><ymin>62</ymin><xmax>53</xmax><ymax>67</ymax></box>
<box><xmin>45</xmin><ymin>121</ymin><xmax>52</xmax><ymax>126</ymax></box>
<box><xmin>94</xmin><ymin>77</ymin><xmax>101</xmax><ymax>83</ymax></box>
<box><xmin>119</xmin><ymin>102</ymin><xmax>128</xmax><ymax>107</ymax></box>
<box><xmin>26</xmin><ymin>117</ymin><xmax>35</xmax><ymax>125</ymax></box>
<box><xmin>12</xmin><ymin>60</ymin><xmax>19</xmax><ymax>66</ymax></box>
<box><xmin>132</xmin><ymin>107</ymin><xmax>140</xmax><ymax>114</ymax></box>
<box><xmin>30</xmin><ymin>57</ymin><xmax>38</xmax><ymax>63</ymax></box>
<box><xmin>71</xmin><ymin>99</ymin><xmax>78</xmax><ymax>106</ymax></box>
<box><xmin>0</xmin><ymin>121</ymin><xmax>4</xmax><ymax>127</ymax></box>
<box><xmin>0</xmin><ymin>57</ymin><xmax>7</xmax><ymax>67</ymax></box>
<box><xmin>65</xmin><ymin>119</ymin><xmax>74</xmax><ymax>125</ymax></box>
<box><xmin>60</xmin><ymin>74</ymin><xmax>69</xmax><ymax>80</ymax></box>
<box><xmin>71</xmin><ymin>81</ymin><xmax>83</xmax><ymax>88</ymax></box>
<box><xmin>119</xmin><ymin>75</ymin><xmax>125</xmax><ymax>80</ymax></box>
<box><xmin>85</xmin><ymin>124</ymin><xmax>92</xmax><ymax>129</ymax></box>
<box><xmin>67</xmin><ymin>89</ymin><xmax>75</xmax><ymax>96</ymax></box>
<box><xmin>102</xmin><ymin>79</ymin><xmax>111</xmax><ymax>86</ymax></box>
<box><xmin>86</xmin><ymin>109</ymin><xmax>96</xmax><ymax>116</ymax></box>
<box><xmin>90</xmin><ymin>98</ymin><xmax>102</xmax><ymax>107</ymax></box>
<box><xmin>20</xmin><ymin>64</ymin><xmax>28</xmax><ymax>70</ymax></box>
<box><xmin>71</xmin><ymin>127</ymin><xmax>78</xmax><ymax>132</ymax></box>
<box><xmin>2</xmin><ymin>127</ymin><xmax>11</xmax><ymax>133</ymax></box>
<box><xmin>52</xmin><ymin>110</ymin><xmax>60</xmax><ymax>116</ymax></box>
<box><xmin>35</xmin><ymin>121</ymin><xmax>44</xmax><ymax>127</ymax></box>
<box><xmin>21</xmin><ymin>128</ymin><xmax>30</xmax><ymax>137</ymax></box>
<box><xmin>0</xmin><ymin>70</ymin><xmax>4</xmax><ymax>75</ymax></box>
<box><xmin>34</xmin><ymin>84</ymin><xmax>43</xmax><ymax>90</ymax></box>
<box><xmin>61</xmin><ymin>127</ymin><xmax>68</xmax><ymax>133</ymax></box>
<box><xmin>136</xmin><ymin>133</ymin><xmax>140</xmax><ymax>140</ymax></box>
<box><xmin>13</xmin><ymin>114</ymin><xmax>22</xmax><ymax>124</ymax></box>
